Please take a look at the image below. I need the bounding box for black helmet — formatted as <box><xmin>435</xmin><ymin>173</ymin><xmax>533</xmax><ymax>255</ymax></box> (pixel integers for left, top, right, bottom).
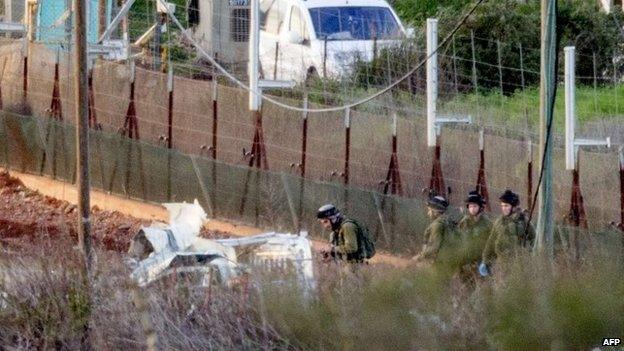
<box><xmin>317</xmin><ymin>204</ymin><xmax>339</xmax><ymax>219</ymax></box>
<box><xmin>427</xmin><ymin>195</ymin><xmax>449</xmax><ymax>212</ymax></box>
<box><xmin>499</xmin><ymin>189</ymin><xmax>520</xmax><ymax>207</ymax></box>
<box><xmin>465</xmin><ymin>190</ymin><xmax>485</xmax><ymax>207</ymax></box>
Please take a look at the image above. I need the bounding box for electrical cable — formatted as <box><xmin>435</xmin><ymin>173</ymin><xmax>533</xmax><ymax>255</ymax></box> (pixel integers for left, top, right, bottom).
<box><xmin>157</xmin><ymin>0</ymin><xmax>487</xmax><ymax>113</ymax></box>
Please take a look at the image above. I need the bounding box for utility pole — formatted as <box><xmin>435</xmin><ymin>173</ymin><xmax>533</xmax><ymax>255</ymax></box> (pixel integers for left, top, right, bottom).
<box><xmin>99</xmin><ymin>0</ymin><xmax>107</xmax><ymax>38</ymax></box>
<box><xmin>74</xmin><ymin>0</ymin><xmax>93</xmax><ymax>347</ymax></box>
<box><xmin>535</xmin><ymin>0</ymin><xmax>557</xmax><ymax>255</ymax></box>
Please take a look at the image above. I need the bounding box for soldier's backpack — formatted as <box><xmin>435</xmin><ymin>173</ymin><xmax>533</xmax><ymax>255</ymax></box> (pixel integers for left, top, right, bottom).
<box><xmin>344</xmin><ymin>219</ymin><xmax>376</xmax><ymax>260</ymax></box>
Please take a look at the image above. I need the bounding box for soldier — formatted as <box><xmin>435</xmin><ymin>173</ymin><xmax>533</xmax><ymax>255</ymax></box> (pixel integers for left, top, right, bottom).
<box><xmin>317</xmin><ymin>204</ymin><xmax>375</xmax><ymax>263</ymax></box>
<box><xmin>457</xmin><ymin>191</ymin><xmax>492</xmax><ymax>273</ymax></box>
<box><xmin>413</xmin><ymin>194</ymin><xmax>456</xmax><ymax>263</ymax></box>
<box><xmin>481</xmin><ymin>189</ymin><xmax>535</xmax><ymax>270</ymax></box>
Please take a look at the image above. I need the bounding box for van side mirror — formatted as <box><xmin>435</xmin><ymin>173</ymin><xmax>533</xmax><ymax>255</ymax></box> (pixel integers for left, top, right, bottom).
<box><xmin>405</xmin><ymin>27</ymin><xmax>415</xmax><ymax>39</ymax></box>
<box><xmin>284</xmin><ymin>30</ymin><xmax>304</xmax><ymax>44</ymax></box>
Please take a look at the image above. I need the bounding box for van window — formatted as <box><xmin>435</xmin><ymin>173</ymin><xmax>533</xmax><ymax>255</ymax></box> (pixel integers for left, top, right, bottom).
<box><xmin>262</xmin><ymin>0</ymin><xmax>286</xmax><ymax>35</ymax></box>
<box><xmin>231</xmin><ymin>8</ymin><xmax>250</xmax><ymax>42</ymax></box>
<box><xmin>188</xmin><ymin>0</ymin><xmax>199</xmax><ymax>26</ymax></box>
<box><xmin>309</xmin><ymin>7</ymin><xmax>400</xmax><ymax>40</ymax></box>
<box><xmin>289</xmin><ymin>6</ymin><xmax>309</xmax><ymax>41</ymax></box>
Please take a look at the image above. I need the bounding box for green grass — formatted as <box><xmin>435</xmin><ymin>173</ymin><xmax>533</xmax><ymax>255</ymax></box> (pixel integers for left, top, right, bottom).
<box><xmin>443</xmin><ymin>84</ymin><xmax>624</xmax><ymax>130</ymax></box>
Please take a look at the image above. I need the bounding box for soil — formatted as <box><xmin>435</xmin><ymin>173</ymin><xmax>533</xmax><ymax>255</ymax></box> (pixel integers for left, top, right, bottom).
<box><xmin>0</xmin><ymin>170</ymin><xmax>230</xmax><ymax>253</ymax></box>
<box><xmin>0</xmin><ymin>170</ymin><xmax>411</xmax><ymax>266</ymax></box>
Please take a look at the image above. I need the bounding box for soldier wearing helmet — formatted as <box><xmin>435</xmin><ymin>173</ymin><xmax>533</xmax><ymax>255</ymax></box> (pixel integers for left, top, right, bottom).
<box><xmin>413</xmin><ymin>194</ymin><xmax>456</xmax><ymax>263</ymax></box>
<box><xmin>316</xmin><ymin>204</ymin><xmax>374</xmax><ymax>263</ymax></box>
<box><xmin>457</xmin><ymin>190</ymin><xmax>492</xmax><ymax>279</ymax></box>
<box><xmin>481</xmin><ymin>189</ymin><xmax>535</xmax><ymax>266</ymax></box>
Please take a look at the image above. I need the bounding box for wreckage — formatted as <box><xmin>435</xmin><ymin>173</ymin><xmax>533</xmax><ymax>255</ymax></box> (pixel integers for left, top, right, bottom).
<box><xmin>127</xmin><ymin>200</ymin><xmax>314</xmax><ymax>290</ymax></box>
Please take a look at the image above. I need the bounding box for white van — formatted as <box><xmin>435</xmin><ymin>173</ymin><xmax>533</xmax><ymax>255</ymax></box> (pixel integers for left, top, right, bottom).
<box><xmin>259</xmin><ymin>0</ymin><xmax>409</xmax><ymax>82</ymax></box>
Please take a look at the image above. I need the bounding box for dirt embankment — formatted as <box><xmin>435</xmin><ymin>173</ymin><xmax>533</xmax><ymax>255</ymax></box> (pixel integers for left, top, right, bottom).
<box><xmin>0</xmin><ymin>170</ymin><xmax>411</xmax><ymax>266</ymax></box>
<box><xmin>0</xmin><ymin>170</ymin><xmax>150</xmax><ymax>252</ymax></box>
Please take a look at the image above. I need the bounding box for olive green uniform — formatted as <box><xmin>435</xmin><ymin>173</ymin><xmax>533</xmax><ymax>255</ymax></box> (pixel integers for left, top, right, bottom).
<box><xmin>457</xmin><ymin>214</ymin><xmax>492</xmax><ymax>266</ymax></box>
<box><xmin>482</xmin><ymin>210</ymin><xmax>535</xmax><ymax>264</ymax></box>
<box><xmin>419</xmin><ymin>214</ymin><xmax>455</xmax><ymax>262</ymax></box>
<box><xmin>330</xmin><ymin>220</ymin><xmax>360</xmax><ymax>262</ymax></box>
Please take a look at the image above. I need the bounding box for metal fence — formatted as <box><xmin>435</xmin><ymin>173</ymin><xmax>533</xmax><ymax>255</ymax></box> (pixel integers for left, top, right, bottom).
<box><xmin>0</xmin><ymin>42</ymin><xmax>622</xmax><ymax>254</ymax></box>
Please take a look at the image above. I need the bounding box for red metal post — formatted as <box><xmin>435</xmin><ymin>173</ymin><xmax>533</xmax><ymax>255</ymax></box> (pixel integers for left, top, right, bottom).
<box><xmin>342</xmin><ymin>108</ymin><xmax>351</xmax><ymax>185</ymax></box>
<box><xmin>122</xmin><ymin>80</ymin><xmax>139</xmax><ymax>139</ymax></box>
<box><xmin>429</xmin><ymin>136</ymin><xmax>446</xmax><ymax>196</ymax></box>
<box><xmin>301</xmin><ymin>102</ymin><xmax>308</xmax><ymax>178</ymax></box>
<box><xmin>50</xmin><ymin>61</ymin><xmax>63</xmax><ymax>120</ymax></box>
<box><xmin>247</xmin><ymin>110</ymin><xmax>268</xmax><ymax>170</ymax></box>
<box><xmin>167</xmin><ymin>90</ymin><xmax>173</xmax><ymax>149</ymax></box>
<box><xmin>527</xmin><ymin>139</ymin><xmax>533</xmax><ymax>210</ymax></box>
<box><xmin>569</xmin><ymin>167</ymin><xmax>587</xmax><ymax>228</ymax></box>
<box><xmin>22</xmin><ymin>56</ymin><xmax>28</xmax><ymax>99</ymax></box>
<box><xmin>383</xmin><ymin>133</ymin><xmax>403</xmax><ymax>196</ymax></box>
<box><xmin>212</xmin><ymin>81</ymin><xmax>218</xmax><ymax>159</ymax></box>
<box><xmin>476</xmin><ymin>131</ymin><xmax>490</xmax><ymax>210</ymax></box>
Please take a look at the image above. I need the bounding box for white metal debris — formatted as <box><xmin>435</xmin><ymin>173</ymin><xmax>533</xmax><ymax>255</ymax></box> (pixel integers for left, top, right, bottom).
<box><xmin>128</xmin><ymin>199</ymin><xmax>314</xmax><ymax>289</ymax></box>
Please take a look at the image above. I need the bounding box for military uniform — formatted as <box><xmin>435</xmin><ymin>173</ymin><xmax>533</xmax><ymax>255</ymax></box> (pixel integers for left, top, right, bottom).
<box><xmin>482</xmin><ymin>210</ymin><xmax>535</xmax><ymax>264</ymax></box>
<box><xmin>458</xmin><ymin>214</ymin><xmax>492</xmax><ymax>266</ymax></box>
<box><xmin>329</xmin><ymin>219</ymin><xmax>361</xmax><ymax>262</ymax></box>
<box><xmin>419</xmin><ymin>213</ymin><xmax>456</xmax><ymax>262</ymax></box>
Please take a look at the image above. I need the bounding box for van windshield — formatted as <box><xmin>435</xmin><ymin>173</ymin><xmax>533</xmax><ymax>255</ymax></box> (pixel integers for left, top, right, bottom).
<box><xmin>309</xmin><ymin>7</ymin><xmax>401</xmax><ymax>40</ymax></box>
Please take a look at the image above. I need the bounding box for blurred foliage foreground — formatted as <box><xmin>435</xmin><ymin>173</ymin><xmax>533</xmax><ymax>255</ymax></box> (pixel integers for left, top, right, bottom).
<box><xmin>0</xmin><ymin>230</ymin><xmax>623</xmax><ymax>350</ymax></box>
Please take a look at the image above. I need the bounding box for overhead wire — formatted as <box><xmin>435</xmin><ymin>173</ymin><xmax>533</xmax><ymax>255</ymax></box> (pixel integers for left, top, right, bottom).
<box><xmin>157</xmin><ymin>0</ymin><xmax>487</xmax><ymax>113</ymax></box>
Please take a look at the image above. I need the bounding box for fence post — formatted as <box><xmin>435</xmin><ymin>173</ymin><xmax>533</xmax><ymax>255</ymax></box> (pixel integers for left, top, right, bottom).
<box><xmin>166</xmin><ymin>67</ymin><xmax>174</xmax><ymax>201</ymax></box>
<box><xmin>527</xmin><ymin>138</ymin><xmax>533</xmax><ymax>210</ymax></box>
<box><xmin>167</xmin><ymin>66</ymin><xmax>174</xmax><ymax>149</ymax></box>
<box><xmin>426</xmin><ymin>18</ymin><xmax>438</xmax><ymax>147</ymax></box>
<box><xmin>518</xmin><ymin>43</ymin><xmax>525</xmax><ymax>90</ymax></box>
<box><xmin>618</xmin><ymin>146</ymin><xmax>624</xmax><ymax>231</ymax></box>
<box><xmin>497</xmin><ymin>40</ymin><xmax>504</xmax><ymax>96</ymax></box>
<box><xmin>429</xmin><ymin>135</ymin><xmax>446</xmax><ymax>197</ymax></box>
<box><xmin>592</xmin><ymin>52</ymin><xmax>598</xmax><ymax>114</ymax></box>
<box><xmin>301</xmin><ymin>94</ymin><xmax>308</xmax><ymax>178</ymax></box>
<box><xmin>613</xmin><ymin>54</ymin><xmax>619</xmax><ymax>114</ymax></box>
<box><xmin>470</xmin><ymin>30</ymin><xmax>478</xmax><ymax>94</ymax></box>
<box><xmin>344</xmin><ymin>107</ymin><xmax>350</xmax><ymax>186</ymax></box>
<box><xmin>273</xmin><ymin>42</ymin><xmax>279</xmax><ymax>80</ymax></box>
<box><xmin>476</xmin><ymin>129</ymin><xmax>490</xmax><ymax>211</ymax></box>
<box><xmin>212</xmin><ymin>75</ymin><xmax>218</xmax><ymax>159</ymax></box>
<box><xmin>383</xmin><ymin>112</ymin><xmax>403</xmax><ymax>196</ymax></box>
<box><xmin>452</xmin><ymin>35</ymin><xmax>459</xmax><ymax>94</ymax></box>
<box><xmin>22</xmin><ymin>41</ymin><xmax>28</xmax><ymax>100</ymax></box>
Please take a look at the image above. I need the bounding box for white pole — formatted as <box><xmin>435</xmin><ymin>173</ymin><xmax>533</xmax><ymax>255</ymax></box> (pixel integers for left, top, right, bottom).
<box><xmin>426</xmin><ymin>18</ymin><xmax>438</xmax><ymax>147</ymax></box>
<box><xmin>479</xmin><ymin>129</ymin><xmax>484</xmax><ymax>151</ymax></box>
<box><xmin>392</xmin><ymin>112</ymin><xmax>397</xmax><ymax>137</ymax></box>
<box><xmin>130</xmin><ymin>59</ymin><xmax>135</xmax><ymax>83</ymax></box>
<box><xmin>248</xmin><ymin>0</ymin><xmax>260</xmax><ymax>111</ymax></box>
<box><xmin>344</xmin><ymin>107</ymin><xmax>350</xmax><ymax>128</ymax></box>
<box><xmin>564</xmin><ymin>46</ymin><xmax>575</xmax><ymax>170</ymax></box>
<box><xmin>167</xmin><ymin>66</ymin><xmax>173</xmax><ymax>92</ymax></box>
